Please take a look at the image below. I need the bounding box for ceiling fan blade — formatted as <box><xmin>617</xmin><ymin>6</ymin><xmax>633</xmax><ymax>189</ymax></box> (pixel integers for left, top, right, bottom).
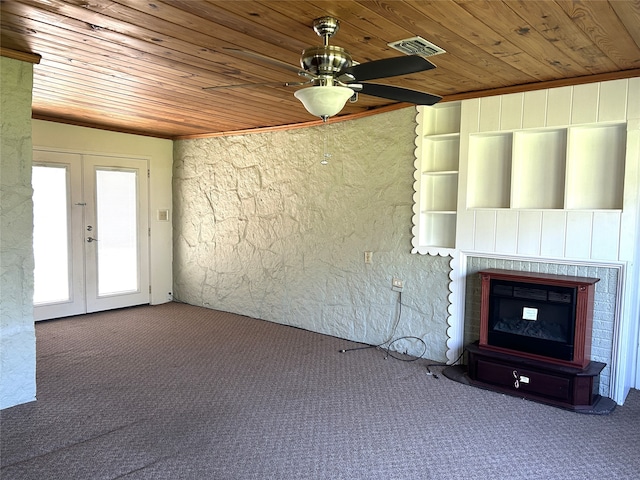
<box><xmin>338</xmin><ymin>55</ymin><xmax>436</xmax><ymax>82</ymax></box>
<box><xmin>355</xmin><ymin>83</ymin><xmax>442</xmax><ymax>105</ymax></box>
<box><xmin>222</xmin><ymin>47</ymin><xmax>314</xmax><ymax>79</ymax></box>
<box><xmin>203</xmin><ymin>81</ymin><xmax>309</xmax><ymax>91</ymax></box>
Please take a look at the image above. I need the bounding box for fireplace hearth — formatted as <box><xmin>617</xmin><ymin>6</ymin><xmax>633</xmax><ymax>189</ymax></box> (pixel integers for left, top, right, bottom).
<box><xmin>465</xmin><ymin>269</ymin><xmax>615</xmax><ymax>413</ymax></box>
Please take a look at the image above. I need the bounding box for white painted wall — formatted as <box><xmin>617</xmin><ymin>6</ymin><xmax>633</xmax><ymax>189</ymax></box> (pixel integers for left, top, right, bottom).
<box><xmin>1</xmin><ymin>57</ymin><xmax>36</xmax><ymax>409</ymax></box>
<box><xmin>31</xmin><ymin>121</ymin><xmax>174</xmax><ymax>305</ymax></box>
<box><xmin>173</xmin><ymin>108</ymin><xmax>453</xmax><ymax>361</ymax></box>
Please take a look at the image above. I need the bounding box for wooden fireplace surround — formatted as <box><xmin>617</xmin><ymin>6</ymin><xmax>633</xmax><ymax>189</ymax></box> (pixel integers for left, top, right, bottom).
<box><xmin>478</xmin><ymin>268</ymin><xmax>599</xmax><ymax>369</ymax></box>
<box><xmin>466</xmin><ymin>269</ymin><xmax>611</xmax><ymax>412</ymax></box>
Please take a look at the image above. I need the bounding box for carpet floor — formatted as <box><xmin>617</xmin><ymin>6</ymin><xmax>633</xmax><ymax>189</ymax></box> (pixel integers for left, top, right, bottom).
<box><xmin>1</xmin><ymin>302</ymin><xmax>639</xmax><ymax>479</ymax></box>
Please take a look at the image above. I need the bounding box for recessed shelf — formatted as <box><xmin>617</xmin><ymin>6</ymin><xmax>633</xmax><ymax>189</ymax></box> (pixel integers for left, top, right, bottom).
<box><xmin>419</xmin><ymin>212</ymin><xmax>457</xmax><ymax>248</ymax></box>
<box><xmin>511</xmin><ymin>129</ymin><xmax>566</xmax><ymax>209</ymax></box>
<box><xmin>421</xmin><ymin>173</ymin><xmax>458</xmax><ymax>212</ymax></box>
<box><xmin>422</xmin><ymin>135</ymin><xmax>460</xmax><ymax>172</ymax></box>
<box><xmin>468</xmin><ymin>133</ymin><xmax>512</xmax><ymax>208</ymax></box>
<box><xmin>565</xmin><ymin>124</ymin><xmax>626</xmax><ymax>210</ymax></box>
<box><xmin>421</xmin><ymin>103</ymin><xmax>461</xmax><ymax>136</ymax></box>
<box><xmin>467</xmin><ymin>123</ymin><xmax>626</xmax><ymax>211</ymax></box>
<box><xmin>414</xmin><ymin>102</ymin><xmax>461</xmax><ymax>250</ymax></box>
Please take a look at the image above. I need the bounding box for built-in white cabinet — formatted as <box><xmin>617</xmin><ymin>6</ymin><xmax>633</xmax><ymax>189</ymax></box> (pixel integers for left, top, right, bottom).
<box><xmin>412</xmin><ymin>102</ymin><xmax>461</xmax><ymax>253</ymax></box>
<box><xmin>412</xmin><ymin>78</ymin><xmax>640</xmax><ymax>402</ymax></box>
<box><xmin>454</xmin><ymin>79</ymin><xmax>639</xmax><ymax>261</ymax></box>
<box><xmin>467</xmin><ymin>123</ymin><xmax>626</xmax><ymax>212</ymax></box>
<box><xmin>413</xmin><ymin>80</ymin><xmax>638</xmax><ymax>260</ymax></box>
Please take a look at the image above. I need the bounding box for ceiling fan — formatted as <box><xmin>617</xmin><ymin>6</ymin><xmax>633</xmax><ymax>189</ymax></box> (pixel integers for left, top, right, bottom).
<box><xmin>208</xmin><ymin>16</ymin><xmax>442</xmax><ymax>120</ymax></box>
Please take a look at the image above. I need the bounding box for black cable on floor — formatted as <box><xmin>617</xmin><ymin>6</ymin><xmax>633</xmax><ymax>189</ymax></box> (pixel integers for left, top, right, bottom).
<box><xmin>424</xmin><ymin>350</ymin><xmax>466</xmax><ymax>378</ymax></box>
<box><xmin>340</xmin><ymin>291</ymin><xmax>427</xmax><ymax>362</ymax></box>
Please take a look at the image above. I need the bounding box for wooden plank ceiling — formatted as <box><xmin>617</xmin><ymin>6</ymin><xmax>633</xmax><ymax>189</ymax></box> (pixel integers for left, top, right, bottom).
<box><xmin>1</xmin><ymin>0</ymin><xmax>639</xmax><ymax>139</ymax></box>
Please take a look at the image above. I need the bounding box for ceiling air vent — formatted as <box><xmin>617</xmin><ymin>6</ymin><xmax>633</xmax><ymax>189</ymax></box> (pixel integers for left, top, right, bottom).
<box><xmin>387</xmin><ymin>36</ymin><xmax>446</xmax><ymax>57</ymax></box>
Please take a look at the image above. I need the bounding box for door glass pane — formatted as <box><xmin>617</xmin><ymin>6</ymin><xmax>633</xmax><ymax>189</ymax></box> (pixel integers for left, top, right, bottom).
<box><xmin>95</xmin><ymin>169</ymin><xmax>138</xmax><ymax>296</ymax></box>
<box><xmin>33</xmin><ymin>165</ymin><xmax>70</xmax><ymax>304</ymax></box>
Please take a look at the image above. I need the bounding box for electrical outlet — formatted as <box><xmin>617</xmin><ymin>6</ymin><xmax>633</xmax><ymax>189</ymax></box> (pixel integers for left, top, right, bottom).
<box><xmin>364</xmin><ymin>251</ymin><xmax>373</xmax><ymax>264</ymax></box>
<box><xmin>392</xmin><ymin>278</ymin><xmax>404</xmax><ymax>291</ymax></box>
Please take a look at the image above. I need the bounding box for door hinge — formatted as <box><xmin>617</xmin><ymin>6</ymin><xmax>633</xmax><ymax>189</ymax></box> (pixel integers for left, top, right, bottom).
<box><xmin>147</xmin><ymin>169</ymin><xmax>150</xmax><ymax>178</ymax></box>
<box><xmin>148</xmin><ymin>227</ymin><xmax>151</xmax><ymax>237</ymax></box>
<box><xmin>149</xmin><ymin>285</ymin><xmax>152</xmax><ymax>294</ymax></box>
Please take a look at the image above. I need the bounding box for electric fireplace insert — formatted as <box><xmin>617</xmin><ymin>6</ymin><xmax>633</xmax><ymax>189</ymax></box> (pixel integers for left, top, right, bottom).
<box><xmin>478</xmin><ymin>269</ymin><xmax>599</xmax><ymax>368</ymax></box>
<box><xmin>465</xmin><ymin>269</ymin><xmax>611</xmax><ymax>412</ymax></box>
<box><xmin>487</xmin><ymin>279</ymin><xmax>577</xmax><ymax>362</ymax></box>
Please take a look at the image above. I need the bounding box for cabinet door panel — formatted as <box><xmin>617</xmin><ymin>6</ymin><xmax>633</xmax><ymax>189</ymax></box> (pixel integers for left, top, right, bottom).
<box><xmin>476</xmin><ymin>360</ymin><xmax>572</xmax><ymax>402</ymax></box>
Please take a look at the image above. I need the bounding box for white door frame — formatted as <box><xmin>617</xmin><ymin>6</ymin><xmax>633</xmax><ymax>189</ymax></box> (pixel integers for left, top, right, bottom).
<box><xmin>32</xmin><ymin>149</ymin><xmax>150</xmax><ymax>320</ymax></box>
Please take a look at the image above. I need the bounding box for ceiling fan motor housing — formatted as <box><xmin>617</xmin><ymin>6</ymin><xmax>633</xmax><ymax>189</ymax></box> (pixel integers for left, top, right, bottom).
<box><xmin>300</xmin><ymin>46</ymin><xmax>352</xmax><ymax>80</ymax></box>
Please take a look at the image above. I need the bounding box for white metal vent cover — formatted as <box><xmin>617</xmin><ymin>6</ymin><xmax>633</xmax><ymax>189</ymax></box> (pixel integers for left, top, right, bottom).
<box><xmin>387</xmin><ymin>36</ymin><xmax>446</xmax><ymax>57</ymax></box>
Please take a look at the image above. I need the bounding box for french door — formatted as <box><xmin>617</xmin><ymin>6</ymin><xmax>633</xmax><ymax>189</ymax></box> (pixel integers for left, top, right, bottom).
<box><xmin>32</xmin><ymin>150</ymin><xmax>149</xmax><ymax>321</ymax></box>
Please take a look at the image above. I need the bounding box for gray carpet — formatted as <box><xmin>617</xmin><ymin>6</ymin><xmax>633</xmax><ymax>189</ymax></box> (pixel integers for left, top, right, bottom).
<box><xmin>1</xmin><ymin>302</ymin><xmax>639</xmax><ymax>479</ymax></box>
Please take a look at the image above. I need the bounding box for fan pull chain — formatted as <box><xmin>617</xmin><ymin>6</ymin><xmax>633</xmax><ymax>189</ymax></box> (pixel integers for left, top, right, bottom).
<box><xmin>321</xmin><ymin>127</ymin><xmax>331</xmax><ymax>165</ymax></box>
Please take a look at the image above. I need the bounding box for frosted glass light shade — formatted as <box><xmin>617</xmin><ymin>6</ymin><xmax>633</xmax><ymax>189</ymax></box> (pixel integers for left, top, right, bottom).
<box><xmin>294</xmin><ymin>86</ymin><xmax>354</xmax><ymax>118</ymax></box>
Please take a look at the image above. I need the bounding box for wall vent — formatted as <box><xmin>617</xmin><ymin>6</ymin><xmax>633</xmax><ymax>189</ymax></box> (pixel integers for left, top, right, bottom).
<box><xmin>387</xmin><ymin>36</ymin><xmax>446</xmax><ymax>57</ymax></box>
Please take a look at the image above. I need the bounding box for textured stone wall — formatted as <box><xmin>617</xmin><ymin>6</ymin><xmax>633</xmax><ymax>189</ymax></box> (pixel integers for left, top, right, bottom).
<box><xmin>173</xmin><ymin>108</ymin><xmax>451</xmax><ymax>361</ymax></box>
<box><xmin>0</xmin><ymin>57</ymin><xmax>36</xmax><ymax>408</ymax></box>
<box><xmin>464</xmin><ymin>257</ymin><xmax>619</xmax><ymax>396</ymax></box>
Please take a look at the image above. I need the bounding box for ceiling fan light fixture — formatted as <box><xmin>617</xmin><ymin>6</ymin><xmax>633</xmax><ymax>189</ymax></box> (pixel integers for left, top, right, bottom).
<box><xmin>294</xmin><ymin>85</ymin><xmax>354</xmax><ymax>119</ymax></box>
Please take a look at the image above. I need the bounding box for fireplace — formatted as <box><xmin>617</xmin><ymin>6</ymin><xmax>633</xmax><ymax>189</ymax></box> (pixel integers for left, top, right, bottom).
<box><xmin>465</xmin><ymin>269</ymin><xmax>613</xmax><ymax>412</ymax></box>
<box><xmin>478</xmin><ymin>269</ymin><xmax>599</xmax><ymax>368</ymax></box>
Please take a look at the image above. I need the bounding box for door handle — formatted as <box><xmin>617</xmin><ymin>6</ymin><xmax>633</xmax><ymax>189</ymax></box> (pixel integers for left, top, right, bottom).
<box><xmin>86</xmin><ymin>237</ymin><xmax>98</xmax><ymax>243</ymax></box>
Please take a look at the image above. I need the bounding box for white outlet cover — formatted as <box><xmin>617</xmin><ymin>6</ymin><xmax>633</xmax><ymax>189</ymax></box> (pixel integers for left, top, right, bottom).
<box><xmin>157</xmin><ymin>209</ymin><xmax>170</xmax><ymax>222</ymax></box>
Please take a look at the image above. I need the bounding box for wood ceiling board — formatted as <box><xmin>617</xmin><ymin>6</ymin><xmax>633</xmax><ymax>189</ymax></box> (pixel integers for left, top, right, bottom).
<box><xmin>457</xmin><ymin>1</ymin><xmax>608</xmax><ymax>76</ymax></box>
<box><xmin>555</xmin><ymin>0</ymin><xmax>640</xmax><ymax>69</ymax></box>
<box><xmin>2</xmin><ymin>0</ymin><xmax>637</xmax><ymax>138</ymax></box>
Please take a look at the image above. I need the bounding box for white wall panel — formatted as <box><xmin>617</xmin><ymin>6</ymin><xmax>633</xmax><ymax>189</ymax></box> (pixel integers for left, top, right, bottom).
<box><xmin>619</xmin><ymin>119</ymin><xmax>640</xmax><ymax>261</ymax></box>
<box><xmin>500</xmin><ymin>93</ymin><xmax>523</xmax><ymax>131</ymax></box>
<box><xmin>547</xmin><ymin>86</ymin><xmax>572</xmax><ymax>126</ymax></box>
<box><xmin>523</xmin><ymin>90</ymin><xmax>547</xmax><ymax>128</ymax></box>
<box><xmin>479</xmin><ymin>96</ymin><xmax>501</xmax><ymax>132</ymax></box>
<box><xmin>456</xmin><ymin>210</ymin><xmax>476</xmax><ymax>250</ymax></box>
<box><xmin>516</xmin><ymin>211</ymin><xmax>542</xmax><ymax>255</ymax></box>
<box><xmin>565</xmin><ymin>211</ymin><xmax>593</xmax><ymax>259</ymax></box>
<box><xmin>599</xmin><ymin>79</ymin><xmax>629</xmax><ymax>122</ymax></box>
<box><xmin>455</xmin><ymin>100</ymin><xmax>478</xmax><ymax>251</ymax></box>
<box><xmin>572</xmin><ymin>83</ymin><xmax>599</xmax><ymax>125</ymax></box>
<box><xmin>495</xmin><ymin>210</ymin><xmax>518</xmax><ymax>254</ymax></box>
<box><xmin>460</xmin><ymin>98</ymin><xmax>480</xmax><ymax>133</ymax></box>
<box><xmin>474</xmin><ymin>210</ymin><xmax>497</xmax><ymax>251</ymax></box>
<box><xmin>591</xmin><ymin>212</ymin><xmax>621</xmax><ymax>260</ymax></box>
<box><xmin>540</xmin><ymin>210</ymin><xmax>567</xmax><ymax>258</ymax></box>
<box><xmin>628</xmin><ymin>78</ymin><xmax>640</xmax><ymax>120</ymax></box>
